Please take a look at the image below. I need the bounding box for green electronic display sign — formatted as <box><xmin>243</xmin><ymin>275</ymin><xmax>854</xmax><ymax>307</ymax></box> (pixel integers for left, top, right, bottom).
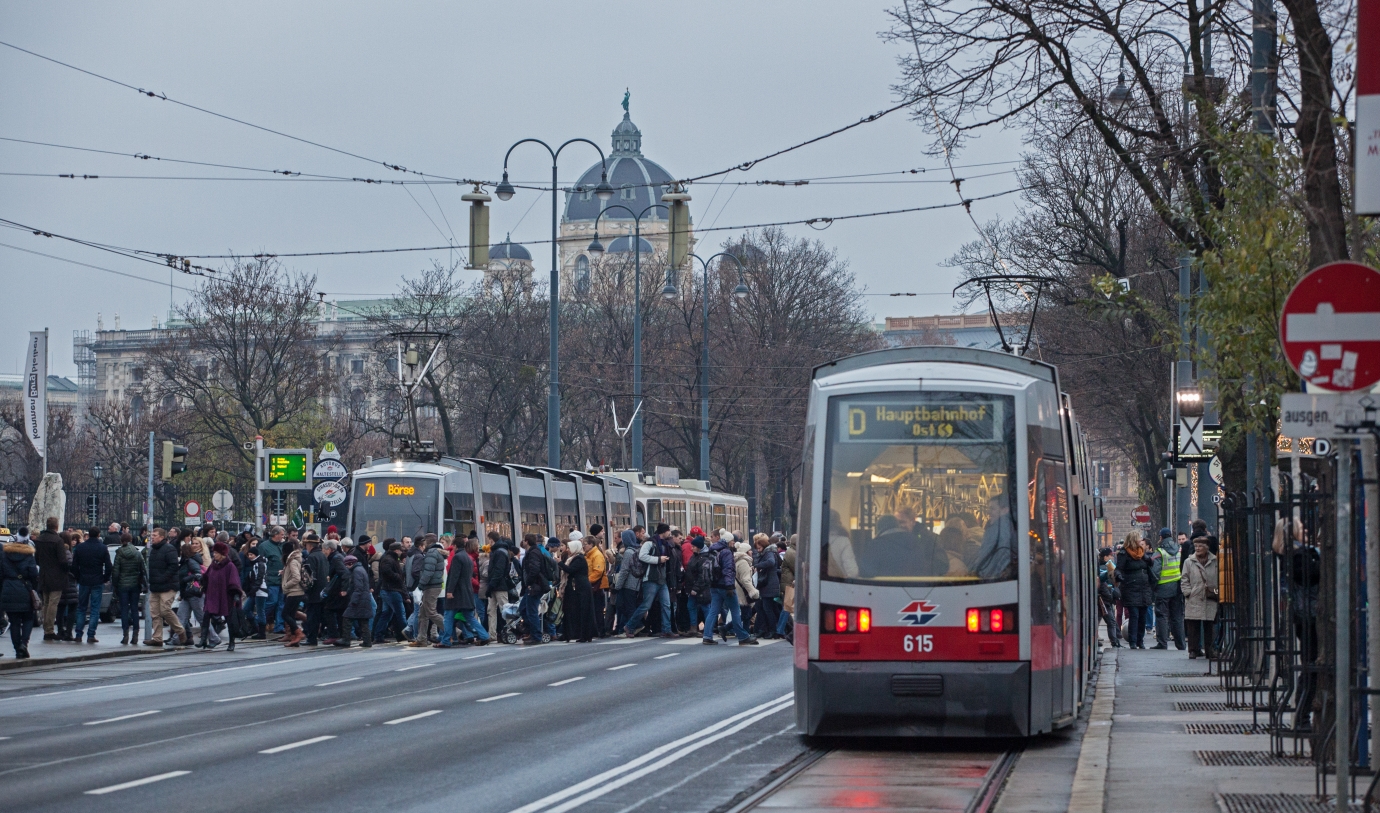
<box><xmin>268</xmin><ymin>453</ymin><xmax>308</xmax><ymax>484</ymax></box>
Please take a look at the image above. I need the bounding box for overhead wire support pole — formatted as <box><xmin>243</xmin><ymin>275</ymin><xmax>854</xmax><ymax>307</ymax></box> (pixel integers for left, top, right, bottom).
<box><xmin>681</xmin><ymin>252</ymin><xmax>744</xmax><ymax>484</ymax></box>
<box><xmin>496</xmin><ymin>138</ymin><xmax>611</xmax><ymax>469</ymax></box>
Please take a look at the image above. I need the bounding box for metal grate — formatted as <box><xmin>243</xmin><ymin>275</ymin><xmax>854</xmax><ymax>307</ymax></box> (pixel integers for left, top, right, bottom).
<box><xmin>1161</xmin><ymin>672</ymin><xmax>1214</xmax><ymax>678</ymax></box>
<box><xmin>1168</xmin><ymin>684</ymin><xmax>1222</xmax><ymax>693</ymax></box>
<box><xmin>1175</xmin><ymin>702</ymin><xmax>1237</xmax><ymax>712</ymax></box>
<box><xmin>890</xmin><ymin>674</ymin><xmax>944</xmax><ymax>697</ymax></box>
<box><xmin>1196</xmin><ymin>751</ymin><xmax>1312</xmax><ymax>767</ymax></box>
<box><xmin>1217</xmin><ymin>794</ymin><xmax>1360</xmax><ymax>813</ymax></box>
<box><xmin>1185</xmin><ymin>723</ymin><xmax>1263</xmax><ymax>735</ymax></box>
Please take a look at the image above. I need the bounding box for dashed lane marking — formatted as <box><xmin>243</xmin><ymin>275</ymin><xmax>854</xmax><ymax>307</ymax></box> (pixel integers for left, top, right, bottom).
<box><xmin>607</xmin><ymin>664</ymin><xmax>636</xmax><ymax>671</ymax></box>
<box><xmin>395</xmin><ymin>663</ymin><xmax>434</xmax><ymax>672</ymax></box>
<box><xmin>477</xmin><ymin>692</ymin><xmax>521</xmax><ymax>703</ymax></box>
<box><xmin>462</xmin><ymin>652</ymin><xmax>495</xmax><ymax>660</ymax></box>
<box><xmin>215</xmin><ymin>692</ymin><xmax>274</xmax><ymax>703</ymax></box>
<box><xmin>653</xmin><ymin>653</ymin><xmax>680</xmax><ymax>660</ymax></box>
<box><xmin>384</xmin><ymin>710</ymin><xmax>443</xmax><ymax>725</ymax></box>
<box><xmin>85</xmin><ymin>770</ymin><xmax>191</xmax><ymax>795</ymax></box>
<box><xmin>85</xmin><ymin>710</ymin><xmax>160</xmax><ymax>726</ymax></box>
<box><xmin>548</xmin><ymin>677</ymin><xmax>585</xmax><ymax>686</ymax></box>
<box><xmin>315</xmin><ymin>677</ymin><xmax>360</xmax><ymax>687</ymax></box>
<box><xmin>259</xmin><ymin>735</ymin><xmax>336</xmax><ymax>754</ymax></box>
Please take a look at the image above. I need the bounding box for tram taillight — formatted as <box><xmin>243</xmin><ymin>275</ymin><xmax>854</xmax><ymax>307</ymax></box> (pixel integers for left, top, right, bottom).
<box><xmin>825</xmin><ymin>606</ymin><xmax>872</xmax><ymax>633</ymax></box>
<box><xmin>965</xmin><ymin>605</ymin><xmax>1018</xmax><ymax>633</ymax></box>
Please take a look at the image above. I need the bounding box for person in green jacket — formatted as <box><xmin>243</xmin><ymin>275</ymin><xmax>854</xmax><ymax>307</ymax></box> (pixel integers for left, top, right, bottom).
<box><xmin>111</xmin><ymin>532</ymin><xmax>146</xmax><ymax>645</ymax></box>
<box><xmin>260</xmin><ymin>526</ymin><xmax>285</xmax><ymax>636</ymax></box>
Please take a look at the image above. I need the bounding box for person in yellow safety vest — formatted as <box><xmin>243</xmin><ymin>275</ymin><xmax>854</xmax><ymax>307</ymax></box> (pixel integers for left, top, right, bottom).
<box><xmin>1152</xmin><ymin>528</ymin><xmax>1186</xmax><ymax>650</ymax></box>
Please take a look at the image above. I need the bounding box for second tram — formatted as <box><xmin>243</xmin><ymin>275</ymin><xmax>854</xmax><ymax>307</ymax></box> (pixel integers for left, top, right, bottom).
<box><xmin>793</xmin><ymin>346</ymin><xmax>1097</xmax><ymax>737</ymax></box>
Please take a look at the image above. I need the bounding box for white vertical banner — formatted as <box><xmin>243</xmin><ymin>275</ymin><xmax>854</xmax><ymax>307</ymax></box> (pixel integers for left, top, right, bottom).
<box><xmin>24</xmin><ymin>330</ymin><xmax>47</xmax><ymax>458</ymax></box>
<box><xmin>1360</xmin><ymin>0</ymin><xmax>1379</xmax><ymax>214</ymax></box>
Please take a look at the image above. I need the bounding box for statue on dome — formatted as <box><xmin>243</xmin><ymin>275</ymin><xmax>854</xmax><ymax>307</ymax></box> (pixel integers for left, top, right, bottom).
<box><xmin>622</xmin><ymin>89</ymin><xmax>630</xmax><ymax>113</ymax></box>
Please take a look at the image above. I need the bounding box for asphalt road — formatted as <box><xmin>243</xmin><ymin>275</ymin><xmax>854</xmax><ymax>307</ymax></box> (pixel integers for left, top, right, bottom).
<box><xmin>0</xmin><ymin>637</ymin><xmax>803</xmax><ymax>813</ymax></box>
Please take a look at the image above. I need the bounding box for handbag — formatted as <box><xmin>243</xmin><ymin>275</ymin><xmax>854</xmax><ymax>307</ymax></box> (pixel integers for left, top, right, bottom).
<box><xmin>30</xmin><ymin>589</ymin><xmax>42</xmax><ymax>612</ymax></box>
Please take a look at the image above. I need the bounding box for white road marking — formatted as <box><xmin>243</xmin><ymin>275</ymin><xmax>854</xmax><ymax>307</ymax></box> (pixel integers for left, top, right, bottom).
<box><xmin>504</xmin><ymin>693</ymin><xmax>794</xmax><ymax>813</ymax></box>
<box><xmin>607</xmin><ymin>664</ymin><xmax>636</xmax><ymax>671</ymax></box>
<box><xmin>85</xmin><ymin>710</ymin><xmax>160</xmax><ymax>726</ymax></box>
<box><xmin>548</xmin><ymin>677</ymin><xmax>585</xmax><ymax>686</ymax></box>
<box><xmin>315</xmin><ymin>677</ymin><xmax>361</xmax><ymax>687</ymax></box>
<box><xmin>477</xmin><ymin>692</ymin><xmax>521</xmax><ymax>703</ymax></box>
<box><xmin>462</xmin><ymin>652</ymin><xmax>495</xmax><ymax>660</ymax></box>
<box><xmin>215</xmin><ymin>692</ymin><xmax>274</xmax><ymax>703</ymax></box>
<box><xmin>384</xmin><ymin>709</ymin><xmax>442</xmax><ymax>725</ymax></box>
<box><xmin>0</xmin><ymin>661</ymin><xmax>275</xmax><ymax>703</ymax></box>
<box><xmin>395</xmin><ymin>663</ymin><xmax>433</xmax><ymax>672</ymax></box>
<box><xmin>653</xmin><ymin>653</ymin><xmax>680</xmax><ymax>660</ymax></box>
<box><xmin>662</xmin><ymin>637</ymin><xmax>708</xmax><ymax>645</ymax></box>
<box><xmin>85</xmin><ymin>770</ymin><xmax>191</xmax><ymax>795</ymax></box>
<box><xmin>259</xmin><ymin>735</ymin><xmax>336</xmax><ymax>754</ymax></box>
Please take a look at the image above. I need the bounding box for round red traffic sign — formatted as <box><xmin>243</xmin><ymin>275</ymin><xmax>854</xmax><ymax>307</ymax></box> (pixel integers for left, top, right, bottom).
<box><xmin>1280</xmin><ymin>261</ymin><xmax>1380</xmax><ymax>391</ymax></box>
<box><xmin>1131</xmin><ymin>505</ymin><xmax>1152</xmax><ymax>525</ymax></box>
<box><xmin>184</xmin><ymin>500</ymin><xmax>201</xmax><ymax>518</ymax></box>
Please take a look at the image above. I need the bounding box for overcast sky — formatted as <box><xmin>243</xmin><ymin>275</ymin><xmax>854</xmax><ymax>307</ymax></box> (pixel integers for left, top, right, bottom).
<box><xmin>1</xmin><ymin>2</ymin><xmax>1023</xmax><ymax>378</ymax></box>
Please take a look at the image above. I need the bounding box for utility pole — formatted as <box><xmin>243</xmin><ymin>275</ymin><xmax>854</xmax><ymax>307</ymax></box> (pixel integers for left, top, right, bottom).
<box><xmin>146</xmin><ymin>431</ymin><xmax>154</xmax><ymax>529</ymax></box>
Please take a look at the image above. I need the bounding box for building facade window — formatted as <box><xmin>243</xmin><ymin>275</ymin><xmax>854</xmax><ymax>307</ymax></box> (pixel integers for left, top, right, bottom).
<box><xmin>351</xmin><ymin>358</ymin><xmax>364</xmax><ymax>375</ymax></box>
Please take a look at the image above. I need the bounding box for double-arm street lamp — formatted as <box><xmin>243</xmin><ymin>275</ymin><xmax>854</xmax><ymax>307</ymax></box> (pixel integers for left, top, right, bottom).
<box><xmin>661</xmin><ymin>252</ymin><xmax>743</xmax><ymax>484</ymax></box>
<box><xmin>586</xmin><ymin>203</ymin><xmax>668</xmax><ymax>472</ymax></box>
<box><xmin>495</xmin><ymin>140</ymin><xmax>613</xmax><ymax>469</ymax></box>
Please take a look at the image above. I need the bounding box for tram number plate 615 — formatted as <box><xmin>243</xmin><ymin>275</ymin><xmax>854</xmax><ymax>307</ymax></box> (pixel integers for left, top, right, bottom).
<box><xmin>902</xmin><ymin>634</ymin><xmax>934</xmax><ymax>654</ymax></box>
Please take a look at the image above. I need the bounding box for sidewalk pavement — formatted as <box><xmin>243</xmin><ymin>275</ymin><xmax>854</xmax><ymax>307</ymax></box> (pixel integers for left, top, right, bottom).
<box><xmin>1103</xmin><ymin>637</ymin><xmax>1333</xmax><ymax>812</ymax></box>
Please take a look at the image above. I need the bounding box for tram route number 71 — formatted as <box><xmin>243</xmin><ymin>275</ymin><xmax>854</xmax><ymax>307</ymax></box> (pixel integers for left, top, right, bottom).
<box><xmin>902</xmin><ymin>634</ymin><xmax>934</xmax><ymax>653</ymax></box>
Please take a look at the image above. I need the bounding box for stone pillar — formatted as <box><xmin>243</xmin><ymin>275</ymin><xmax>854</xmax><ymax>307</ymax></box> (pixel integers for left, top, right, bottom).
<box><xmin>28</xmin><ymin>472</ymin><xmax>66</xmax><ymax>531</ymax></box>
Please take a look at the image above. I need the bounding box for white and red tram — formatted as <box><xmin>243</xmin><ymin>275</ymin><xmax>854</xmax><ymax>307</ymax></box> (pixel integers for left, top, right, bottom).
<box><xmin>793</xmin><ymin>346</ymin><xmax>1097</xmax><ymax>737</ymax></box>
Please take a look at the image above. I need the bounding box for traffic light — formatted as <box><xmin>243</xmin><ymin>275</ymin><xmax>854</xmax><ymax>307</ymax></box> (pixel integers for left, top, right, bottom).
<box><xmin>161</xmin><ymin>441</ymin><xmax>188</xmax><ymax>479</ymax></box>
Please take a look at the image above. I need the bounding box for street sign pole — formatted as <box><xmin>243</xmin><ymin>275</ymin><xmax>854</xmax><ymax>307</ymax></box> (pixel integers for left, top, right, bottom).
<box><xmin>255</xmin><ymin>436</ymin><xmax>264</xmax><ymax>534</ymax></box>
<box><xmin>1337</xmin><ymin>439</ymin><xmax>1353</xmax><ymax>809</ymax></box>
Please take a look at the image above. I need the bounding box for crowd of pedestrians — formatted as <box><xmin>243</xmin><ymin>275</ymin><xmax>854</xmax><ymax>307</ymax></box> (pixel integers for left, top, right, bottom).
<box><xmin>0</xmin><ymin>517</ymin><xmax>797</xmax><ymax>657</ymax></box>
<box><xmin>1097</xmin><ymin>519</ymin><xmax>1220</xmax><ymax>658</ymax></box>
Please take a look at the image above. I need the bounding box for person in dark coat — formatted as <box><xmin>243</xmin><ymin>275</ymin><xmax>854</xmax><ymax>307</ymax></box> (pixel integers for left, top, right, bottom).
<box><xmin>441</xmin><ymin>538</ymin><xmax>488</xmax><ymax>646</ymax></box>
<box><xmin>519</xmin><ymin>534</ymin><xmax>550</xmax><ymax>645</ymax></box>
<box><xmin>559</xmin><ymin>539</ymin><xmax>595</xmax><ymax>643</ymax></box>
<box><xmin>201</xmin><ymin>541</ymin><xmax>243</xmax><ymax>652</ymax></box>
<box><xmin>752</xmin><ymin>534</ymin><xmax>782</xmax><ymax>639</ymax></box>
<box><xmin>373</xmin><ymin>541</ymin><xmax>408</xmax><ymax>643</ymax></box>
<box><xmin>322</xmin><ymin>541</ymin><xmax>349</xmax><ymax>644</ymax></box>
<box><xmin>0</xmin><ymin>529</ymin><xmax>40</xmax><ymax>658</ymax></box>
<box><xmin>33</xmin><ymin>517</ymin><xmax>68</xmax><ymax>641</ymax></box>
<box><xmin>57</xmin><ymin>531</ymin><xmax>82</xmax><ymax>641</ymax></box>
<box><xmin>144</xmin><ymin>527</ymin><xmax>187</xmax><ymax>647</ymax></box>
<box><xmin>112</xmin><ymin>532</ymin><xmax>145</xmax><ymax>645</ymax></box>
<box><xmin>1115</xmin><ymin>532</ymin><xmax>1156</xmax><ymax>649</ymax></box>
<box><xmin>485</xmin><ymin>537</ymin><xmax>515</xmax><ymax>640</ymax></box>
<box><xmin>337</xmin><ymin>554</ymin><xmax>373</xmax><ymax>648</ymax></box>
<box><xmin>302</xmin><ymin>535</ymin><xmax>331</xmax><ymax>646</ymax></box>
<box><xmin>69</xmin><ymin>528</ymin><xmax>113</xmax><ymax>643</ymax></box>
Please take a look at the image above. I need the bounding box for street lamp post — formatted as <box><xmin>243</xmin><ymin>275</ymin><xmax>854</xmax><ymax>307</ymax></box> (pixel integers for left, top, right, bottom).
<box><xmin>91</xmin><ymin>462</ymin><xmax>103</xmax><ymax>526</ymax></box>
<box><xmin>495</xmin><ymin>140</ymin><xmax>613</xmax><ymax>469</ymax></box>
<box><xmin>663</xmin><ymin>252</ymin><xmax>743</xmax><ymax>484</ymax></box>
<box><xmin>587</xmin><ymin>203</ymin><xmax>668</xmax><ymax>473</ymax></box>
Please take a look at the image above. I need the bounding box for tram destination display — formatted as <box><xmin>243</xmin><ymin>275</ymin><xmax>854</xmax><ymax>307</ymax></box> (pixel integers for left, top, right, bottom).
<box><xmin>839</xmin><ymin>399</ymin><xmax>1000</xmax><ymax>443</ymax></box>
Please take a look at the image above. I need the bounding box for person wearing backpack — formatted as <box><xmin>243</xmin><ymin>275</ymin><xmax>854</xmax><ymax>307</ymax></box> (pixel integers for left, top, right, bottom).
<box><xmin>408</xmin><ymin>534</ymin><xmax>446</xmax><ymax>647</ymax></box>
<box><xmin>623</xmin><ymin>524</ymin><xmax>673</xmax><ymax>639</ymax></box>
<box><xmin>518</xmin><ymin>533</ymin><xmax>550</xmax><ymax>644</ymax></box>
<box><xmin>299</xmin><ymin>534</ymin><xmax>328</xmax><ymax>646</ymax></box>
<box><xmin>685</xmin><ymin>535</ymin><xmax>714</xmax><ymax>637</ymax></box>
<box><xmin>752</xmin><ymin>534</ymin><xmax>782</xmax><ymax>639</ymax></box>
<box><xmin>703</xmin><ymin>530</ymin><xmax>758</xmax><ymax>646</ymax></box>
<box><xmin>241</xmin><ymin>543</ymin><xmax>268</xmax><ymax>640</ymax></box>
<box><xmin>485</xmin><ymin>536</ymin><xmax>516</xmax><ymax>641</ymax></box>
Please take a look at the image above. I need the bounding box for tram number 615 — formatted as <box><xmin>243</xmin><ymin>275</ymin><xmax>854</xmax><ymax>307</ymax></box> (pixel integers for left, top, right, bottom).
<box><xmin>902</xmin><ymin>634</ymin><xmax>934</xmax><ymax>653</ymax></box>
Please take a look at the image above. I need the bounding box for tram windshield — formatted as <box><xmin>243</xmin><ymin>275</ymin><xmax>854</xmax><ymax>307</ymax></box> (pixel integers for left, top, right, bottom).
<box><xmin>823</xmin><ymin>392</ymin><xmax>1017</xmax><ymax>584</ymax></box>
<box><xmin>352</xmin><ymin>477</ymin><xmax>439</xmax><ymax>541</ymax></box>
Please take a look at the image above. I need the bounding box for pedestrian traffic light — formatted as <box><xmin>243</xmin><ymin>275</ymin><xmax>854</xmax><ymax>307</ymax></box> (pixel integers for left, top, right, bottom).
<box><xmin>161</xmin><ymin>441</ymin><xmax>188</xmax><ymax>479</ymax></box>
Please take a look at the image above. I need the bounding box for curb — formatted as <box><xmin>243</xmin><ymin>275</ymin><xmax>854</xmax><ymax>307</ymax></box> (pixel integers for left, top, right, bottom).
<box><xmin>0</xmin><ymin>645</ymin><xmax>172</xmax><ymax>672</ymax></box>
<box><xmin>1067</xmin><ymin>647</ymin><xmax>1117</xmax><ymax>813</ymax></box>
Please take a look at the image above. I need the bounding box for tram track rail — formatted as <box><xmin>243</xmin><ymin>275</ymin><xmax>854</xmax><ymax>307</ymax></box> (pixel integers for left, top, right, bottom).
<box><xmin>722</xmin><ymin>742</ymin><xmax>1022</xmax><ymax>813</ymax></box>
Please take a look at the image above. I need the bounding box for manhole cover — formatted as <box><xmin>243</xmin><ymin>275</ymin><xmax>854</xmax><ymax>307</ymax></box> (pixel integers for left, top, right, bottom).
<box><xmin>1175</xmin><ymin>702</ymin><xmax>1237</xmax><ymax>712</ymax></box>
<box><xmin>1218</xmin><ymin>793</ymin><xmax>1360</xmax><ymax>812</ymax></box>
<box><xmin>1161</xmin><ymin>672</ymin><xmax>1213</xmax><ymax>678</ymax></box>
<box><xmin>1185</xmin><ymin>723</ymin><xmax>1263</xmax><ymax>735</ymax></box>
<box><xmin>1168</xmin><ymin>684</ymin><xmax>1222</xmax><ymax>693</ymax></box>
<box><xmin>1197</xmin><ymin>750</ymin><xmax>1312</xmax><ymax>767</ymax></box>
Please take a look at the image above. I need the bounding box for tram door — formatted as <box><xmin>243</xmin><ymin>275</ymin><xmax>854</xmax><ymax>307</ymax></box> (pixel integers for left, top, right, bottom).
<box><xmin>1029</xmin><ymin>383</ymin><xmax>1073</xmax><ymax>722</ymax></box>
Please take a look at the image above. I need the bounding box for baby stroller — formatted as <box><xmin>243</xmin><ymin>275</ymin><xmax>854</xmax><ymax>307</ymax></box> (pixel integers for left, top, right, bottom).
<box><xmin>499</xmin><ymin>600</ymin><xmax>552</xmax><ymax>645</ymax></box>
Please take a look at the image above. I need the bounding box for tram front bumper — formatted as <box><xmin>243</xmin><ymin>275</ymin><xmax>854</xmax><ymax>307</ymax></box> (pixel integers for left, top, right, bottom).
<box><xmin>797</xmin><ymin>660</ymin><xmax>1030</xmax><ymax>738</ymax></box>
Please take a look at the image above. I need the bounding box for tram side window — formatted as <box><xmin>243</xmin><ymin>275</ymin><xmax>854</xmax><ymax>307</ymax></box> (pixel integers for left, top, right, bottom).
<box><xmin>483</xmin><ymin>491</ymin><xmax>514</xmax><ymax>543</ymax></box>
<box><xmin>609</xmin><ymin>490</ymin><xmax>632</xmax><ymax>532</ymax></box>
<box><xmin>646</xmin><ymin>499</ymin><xmax>662</xmax><ymax>528</ymax></box>
<box><xmin>520</xmin><ymin>494</ymin><xmax>548</xmax><ymax>539</ymax></box>
<box><xmin>712</xmin><ymin>504</ymin><xmax>727</xmax><ymax>531</ymax></box>
<box><xmin>444</xmin><ymin>492</ymin><xmax>476</xmax><ymax>539</ymax></box>
<box><xmin>663</xmin><ymin>499</ymin><xmax>686</xmax><ymax>532</ymax></box>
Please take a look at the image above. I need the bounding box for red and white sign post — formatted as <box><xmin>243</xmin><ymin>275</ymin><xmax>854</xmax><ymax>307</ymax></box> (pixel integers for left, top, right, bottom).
<box><xmin>1279</xmin><ymin>261</ymin><xmax>1380</xmax><ymax>391</ymax></box>
<box><xmin>1359</xmin><ymin>0</ymin><xmax>1379</xmax><ymax>214</ymax></box>
<box><xmin>1131</xmin><ymin>505</ymin><xmax>1152</xmax><ymax>526</ymax></box>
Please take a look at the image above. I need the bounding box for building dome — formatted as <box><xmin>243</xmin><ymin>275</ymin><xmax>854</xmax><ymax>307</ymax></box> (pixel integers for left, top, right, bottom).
<box><xmin>490</xmin><ymin>235</ymin><xmax>532</xmax><ymax>261</ymax></box>
<box><xmin>564</xmin><ymin>107</ymin><xmax>675</xmax><ymax>223</ymax></box>
<box><xmin>606</xmin><ymin>235</ymin><xmax>655</xmax><ymax>254</ymax></box>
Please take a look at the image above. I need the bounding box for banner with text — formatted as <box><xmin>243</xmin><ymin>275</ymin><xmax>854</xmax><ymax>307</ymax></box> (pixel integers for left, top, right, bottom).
<box><xmin>24</xmin><ymin>331</ymin><xmax>47</xmax><ymax>458</ymax></box>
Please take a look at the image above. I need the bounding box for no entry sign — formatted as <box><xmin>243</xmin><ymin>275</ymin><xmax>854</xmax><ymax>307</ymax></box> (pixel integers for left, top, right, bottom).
<box><xmin>1131</xmin><ymin>505</ymin><xmax>1152</xmax><ymax>525</ymax></box>
<box><xmin>1279</xmin><ymin>261</ymin><xmax>1380</xmax><ymax>391</ymax></box>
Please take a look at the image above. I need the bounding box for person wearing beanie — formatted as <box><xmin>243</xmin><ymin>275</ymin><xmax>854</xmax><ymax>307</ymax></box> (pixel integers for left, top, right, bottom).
<box><xmin>1152</xmin><ymin>529</ymin><xmax>1186</xmax><ymax>650</ymax></box>
<box><xmin>702</xmin><ymin>527</ymin><xmax>757</xmax><ymax>645</ymax></box>
<box><xmin>623</xmin><ymin>523</ymin><xmax>673</xmax><ymax>638</ymax></box>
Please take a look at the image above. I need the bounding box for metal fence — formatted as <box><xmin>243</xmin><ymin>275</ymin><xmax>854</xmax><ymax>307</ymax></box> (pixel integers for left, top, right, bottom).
<box><xmin>0</xmin><ymin>481</ymin><xmax>260</xmax><ymax>531</ymax></box>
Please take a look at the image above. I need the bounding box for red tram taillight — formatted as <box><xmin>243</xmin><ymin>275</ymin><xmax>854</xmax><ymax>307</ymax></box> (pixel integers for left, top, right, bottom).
<box><xmin>824</xmin><ymin>605</ymin><xmax>872</xmax><ymax>633</ymax></box>
<box><xmin>965</xmin><ymin>605</ymin><xmax>1017</xmax><ymax>634</ymax></box>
